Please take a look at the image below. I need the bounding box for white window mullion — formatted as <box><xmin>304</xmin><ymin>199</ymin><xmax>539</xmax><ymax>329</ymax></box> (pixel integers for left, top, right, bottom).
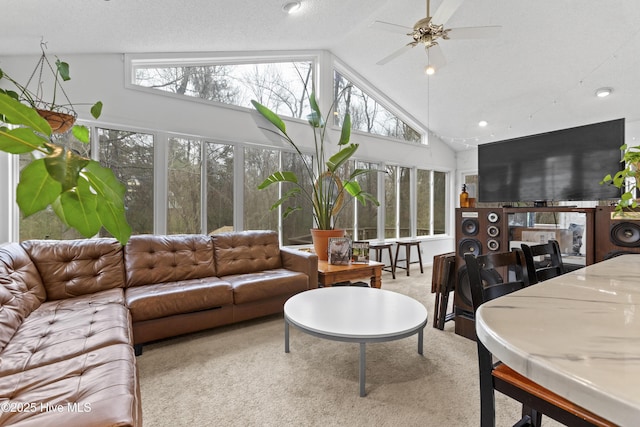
<box><xmin>200</xmin><ymin>140</ymin><xmax>207</xmax><ymax>234</ymax></box>
<box><xmin>154</xmin><ymin>133</ymin><xmax>168</xmax><ymax>235</ymax></box>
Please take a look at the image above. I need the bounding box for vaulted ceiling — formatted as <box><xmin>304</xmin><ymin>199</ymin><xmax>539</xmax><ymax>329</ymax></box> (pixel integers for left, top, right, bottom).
<box><xmin>2</xmin><ymin>0</ymin><xmax>639</xmax><ymax>151</ymax></box>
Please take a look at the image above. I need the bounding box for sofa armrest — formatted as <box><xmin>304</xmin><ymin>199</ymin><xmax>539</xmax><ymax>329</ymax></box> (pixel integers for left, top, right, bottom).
<box><xmin>280</xmin><ymin>248</ymin><xmax>318</xmax><ymax>289</ymax></box>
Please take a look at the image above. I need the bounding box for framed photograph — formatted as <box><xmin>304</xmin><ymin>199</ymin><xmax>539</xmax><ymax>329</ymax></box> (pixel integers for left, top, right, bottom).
<box><xmin>351</xmin><ymin>241</ymin><xmax>370</xmax><ymax>263</ymax></box>
<box><xmin>328</xmin><ymin>237</ymin><xmax>351</xmax><ymax>265</ymax></box>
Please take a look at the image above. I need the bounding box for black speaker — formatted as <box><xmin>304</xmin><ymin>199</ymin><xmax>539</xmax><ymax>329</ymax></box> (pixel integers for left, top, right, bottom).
<box><xmin>595</xmin><ymin>206</ymin><xmax>640</xmax><ymax>262</ymax></box>
<box><xmin>454</xmin><ymin>208</ymin><xmax>506</xmax><ymax>340</ymax></box>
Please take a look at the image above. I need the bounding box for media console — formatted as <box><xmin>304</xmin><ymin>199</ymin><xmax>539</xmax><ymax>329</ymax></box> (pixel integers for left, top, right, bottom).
<box><xmin>453</xmin><ymin>206</ymin><xmax>595</xmax><ymax>340</ymax></box>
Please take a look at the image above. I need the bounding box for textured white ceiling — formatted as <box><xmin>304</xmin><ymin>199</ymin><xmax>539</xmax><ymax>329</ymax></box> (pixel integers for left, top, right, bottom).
<box><xmin>2</xmin><ymin>0</ymin><xmax>639</xmax><ymax>151</ymax></box>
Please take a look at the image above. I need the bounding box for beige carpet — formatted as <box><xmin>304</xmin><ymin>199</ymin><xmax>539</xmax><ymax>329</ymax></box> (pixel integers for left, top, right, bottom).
<box><xmin>137</xmin><ymin>266</ymin><xmax>563</xmax><ymax>426</ymax></box>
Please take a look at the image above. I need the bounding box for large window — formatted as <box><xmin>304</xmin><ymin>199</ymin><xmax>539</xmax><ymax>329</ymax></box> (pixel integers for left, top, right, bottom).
<box><xmin>98</xmin><ymin>128</ymin><xmax>155</xmax><ymax>235</ymax></box>
<box><xmin>244</xmin><ymin>146</ymin><xmax>279</xmax><ymax>233</ymax></box>
<box><xmin>281</xmin><ymin>152</ymin><xmax>313</xmax><ymax>245</ymax></box>
<box><xmin>206</xmin><ymin>142</ymin><xmax>234</xmax><ymax>234</ymax></box>
<box><xmin>417</xmin><ymin>169</ymin><xmax>447</xmax><ymax>236</ymax></box>
<box><xmin>355</xmin><ymin>161</ymin><xmax>379</xmax><ymax>240</ymax></box>
<box><xmin>334</xmin><ymin>71</ymin><xmax>421</xmax><ymax>143</ymax></box>
<box><xmin>132</xmin><ymin>59</ymin><xmax>314</xmax><ymax>120</ymax></box>
<box><xmin>168</xmin><ymin>138</ymin><xmax>202</xmax><ymax>234</ymax></box>
<box><xmin>12</xmin><ymin>54</ymin><xmax>449</xmax><ymax>242</ymax></box>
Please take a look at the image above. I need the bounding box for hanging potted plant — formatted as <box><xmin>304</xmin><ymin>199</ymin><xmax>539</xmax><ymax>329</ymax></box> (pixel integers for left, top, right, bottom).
<box><xmin>251</xmin><ymin>87</ymin><xmax>380</xmax><ymax>260</ymax></box>
<box><xmin>0</xmin><ymin>44</ymin><xmax>103</xmax><ymax>133</ymax></box>
<box><xmin>0</xmin><ymin>49</ymin><xmax>130</xmax><ymax>244</ymax></box>
<box><xmin>601</xmin><ymin>143</ymin><xmax>640</xmax><ymax>214</ymax></box>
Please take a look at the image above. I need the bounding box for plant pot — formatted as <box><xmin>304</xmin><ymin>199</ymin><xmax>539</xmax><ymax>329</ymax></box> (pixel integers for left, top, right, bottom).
<box><xmin>311</xmin><ymin>228</ymin><xmax>345</xmax><ymax>261</ymax></box>
<box><xmin>37</xmin><ymin>109</ymin><xmax>76</xmax><ymax>134</ymax></box>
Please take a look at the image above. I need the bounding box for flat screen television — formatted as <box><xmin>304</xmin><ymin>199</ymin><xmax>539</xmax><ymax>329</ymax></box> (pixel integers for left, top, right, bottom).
<box><xmin>478</xmin><ymin>118</ymin><xmax>624</xmax><ymax>203</ymax></box>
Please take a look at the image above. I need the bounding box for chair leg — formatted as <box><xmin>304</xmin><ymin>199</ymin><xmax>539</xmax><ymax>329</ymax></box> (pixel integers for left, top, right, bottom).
<box><xmin>387</xmin><ymin>246</ymin><xmax>395</xmax><ymax>279</ymax></box>
<box><xmin>405</xmin><ymin>244</ymin><xmax>410</xmax><ymax>276</ymax></box>
<box><xmin>521</xmin><ymin>406</ymin><xmax>542</xmax><ymax>427</ymax></box>
<box><xmin>433</xmin><ymin>292</ymin><xmax>441</xmax><ymax>328</ymax></box>
<box><xmin>437</xmin><ymin>289</ymin><xmax>449</xmax><ymax>330</ymax></box>
<box><xmin>477</xmin><ymin>341</ymin><xmax>496</xmax><ymax>427</ymax></box>
<box><xmin>416</xmin><ymin>243</ymin><xmax>424</xmax><ymax>273</ymax></box>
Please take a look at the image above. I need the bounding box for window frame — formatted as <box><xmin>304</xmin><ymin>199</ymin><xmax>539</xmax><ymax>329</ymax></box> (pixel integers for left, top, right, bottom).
<box><xmin>332</xmin><ymin>59</ymin><xmax>428</xmax><ymax>145</ymax></box>
<box><xmin>125</xmin><ymin>51</ymin><xmax>322</xmax><ymax>119</ymax></box>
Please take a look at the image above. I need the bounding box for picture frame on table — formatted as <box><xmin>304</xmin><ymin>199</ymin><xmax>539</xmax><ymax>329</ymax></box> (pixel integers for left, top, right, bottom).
<box><xmin>351</xmin><ymin>241</ymin><xmax>370</xmax><ymax>264</ymax></box>
<box><xmin>328</xmin><ymin>237</ymin><xmax>351</xmax><ymax>265</ymax></box>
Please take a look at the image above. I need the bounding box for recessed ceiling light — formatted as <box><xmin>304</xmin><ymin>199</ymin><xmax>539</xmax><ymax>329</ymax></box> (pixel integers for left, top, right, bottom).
<box><xmin>595</xmin><ymin>87</ymin><xmax>612</xmax><ymax>98</ymax></box>
<box><xmin>479</xmin><ymin>120</ymin><xmax>488</xmax><ymax>127</ymax></box>
<box><xmin>282</xmin><ymin>1</ymin><xmax>301</xmax><ymax>14</ymax></box>
<box><xmin>424</xmin><ymin>65</ymin><xmax>435</xmax><ymax>75</ymax></box>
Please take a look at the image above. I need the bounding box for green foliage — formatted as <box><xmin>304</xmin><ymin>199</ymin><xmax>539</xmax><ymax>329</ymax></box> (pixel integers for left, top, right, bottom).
<box><xmin>0</xmin><ymin>92</ymin><xmax>131</xmax><ymax>244</ymax></box>
<box><xmin>600</xmin><ymin>144</ymin><xmax>640</xmax><ymax>214</ymax></box>
<box><xmin>251</xmin><ymin>90</ymin><xmax>380</xmax><ymax>230</ymax></box>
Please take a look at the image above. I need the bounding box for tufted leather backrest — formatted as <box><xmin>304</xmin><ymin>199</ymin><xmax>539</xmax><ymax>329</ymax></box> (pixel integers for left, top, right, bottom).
<box><xmin>212</xmin><ymin>230</ymin><xmax>282</xmax><ymax>277</ymax></box>
<box><xmin>0</xmin><ymin>243</ymin><xmax>47</xmax><ymax>352</ymax></box>
<box><xmin>124</xmin><ymin>234</ymin><xmax>216</xmax><ymax>287</ymax></box>
<box><xmin>21</xmin><ymin>238</ymin><xmax>126</xmax><ymax>300</ymax></box>
<box><xmin>0</xmin><ymin>243</ymin><xmax>47</xmax><ymax>311</ymax></box>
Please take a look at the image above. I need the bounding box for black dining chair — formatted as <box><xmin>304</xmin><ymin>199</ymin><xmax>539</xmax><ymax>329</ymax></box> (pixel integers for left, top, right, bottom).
<box><xmin>520</xmin><ymin>239</ymin><xmax>565</xmax><ymax>284</ymax></box>
<box><xmin>465</xmin><ymin>249</ymin><xmax>615</xmax><ymax>427</ymax></box>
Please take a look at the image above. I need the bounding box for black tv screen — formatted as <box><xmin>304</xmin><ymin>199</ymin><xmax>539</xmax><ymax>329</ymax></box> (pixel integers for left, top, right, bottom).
<box><xmin>478</xmin><ymin>118</ymin><xmax>624</xmax><ymax>203</ymax></box>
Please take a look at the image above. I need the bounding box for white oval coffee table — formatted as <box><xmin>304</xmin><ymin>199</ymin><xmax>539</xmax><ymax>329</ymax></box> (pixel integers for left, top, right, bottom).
<box><xmin>284</xmin><ymin>286</ymin><xmax>428</xmax><ymax>396</ymax></box>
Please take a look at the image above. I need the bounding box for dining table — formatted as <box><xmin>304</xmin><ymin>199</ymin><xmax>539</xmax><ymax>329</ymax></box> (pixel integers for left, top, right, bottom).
<box><xmin>475</xmin><ymin>254</ymin><xmax>640</xmax><ymax>426</ymax></box>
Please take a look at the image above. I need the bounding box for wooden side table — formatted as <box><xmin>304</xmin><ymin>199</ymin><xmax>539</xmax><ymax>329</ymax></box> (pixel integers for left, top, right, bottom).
<box><xmin>317</xmin><ymin>260</ymin><xmax>384</xmax><ymax>288</ymax></box>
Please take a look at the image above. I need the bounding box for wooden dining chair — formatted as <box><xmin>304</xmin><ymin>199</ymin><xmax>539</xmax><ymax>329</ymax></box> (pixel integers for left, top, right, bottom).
<box><xmin>520</xmin><ymin>239</ymin><xmax>565</xmax><ymax>284</ymax></box>
<box><xmin>465</xmin><ymin>249</ymin><xmax>616</xmax><ymax>427</ymax></box>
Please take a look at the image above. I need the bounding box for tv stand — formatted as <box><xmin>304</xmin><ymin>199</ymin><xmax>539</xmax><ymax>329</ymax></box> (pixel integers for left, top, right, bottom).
<box><xmin>453</xmin><ymin>206</ymin><xmax>595</xmax><ymax>340</ymax></box>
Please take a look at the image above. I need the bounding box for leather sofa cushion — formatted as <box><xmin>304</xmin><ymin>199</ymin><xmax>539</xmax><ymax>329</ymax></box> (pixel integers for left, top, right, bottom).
<box><xmin>226</xmin><ymin>269</ymin><xmax>309</xmax><ymax>304</ymax></box>
<box><xmin>213</xmin><ymin>230</ymin><xmax>282</xmax><ymax>277</ymax></box>
<box><xmin>0</xmin><ymin>243</ymin><xmax>46</xmax><ymax>315</ymax></box>
<box><xmin>124</xmin><ymin>234</ymin><xmax>216</xmax><ymax>287</ymax></box>
<box><xmin>0</xmin><ymin>278</ymin><xmax>25</xmax><ymax>353</ymax></box>
<box><xmin>0</xmin><ymin>343</ymin><xmax>139</xmax><ymax>427</ymax></box>
<box><xmin>0</xmin><ymin>288</ymin><xmax>130</xmax><ymax>376</ymax></box>
<box><xmin>125</xmin><ymin>278</ymin><xmax>233</xmax><ymax>322</ymax></box>
<box><xmin>21</xmin><ymin>238</ymin><xmax>126</xmax><ymax>301</ymax></box>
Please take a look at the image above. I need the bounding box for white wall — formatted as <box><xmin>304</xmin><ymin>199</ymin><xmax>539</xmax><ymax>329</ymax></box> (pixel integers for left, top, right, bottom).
<box><xmin>0</xmin><ymin>52</ymin><xmax>459</xmax><ymax>256</ymax></box>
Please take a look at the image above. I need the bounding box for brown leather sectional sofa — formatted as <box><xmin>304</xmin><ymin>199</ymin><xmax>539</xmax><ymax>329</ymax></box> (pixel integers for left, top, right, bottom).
<box><xmin>0</xmin><ymin>230</ymin><xmax>317</xmax><ymax>426</ymax></box>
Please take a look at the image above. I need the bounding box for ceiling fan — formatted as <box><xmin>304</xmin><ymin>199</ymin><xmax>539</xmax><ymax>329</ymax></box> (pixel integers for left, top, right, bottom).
<box><xmin>373</xmin><ymin>0</ymin><xmax>501</xmax><ymax>70</ymax></box>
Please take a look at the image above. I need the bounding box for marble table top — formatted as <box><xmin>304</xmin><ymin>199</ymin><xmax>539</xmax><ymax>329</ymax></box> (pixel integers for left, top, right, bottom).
<box><xmin>475</xmin><ymin>254</ymin><xmax>640</xmax><ymax>426</ymax></box>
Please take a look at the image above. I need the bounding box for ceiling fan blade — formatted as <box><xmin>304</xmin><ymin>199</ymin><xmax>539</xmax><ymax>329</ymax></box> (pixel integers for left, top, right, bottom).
<box><xmin>370</xmin><ymin>20</ymin><xmax>412</xmax><ymax>34</ymax></box>
<box><xmin>376</xmin><ymin>44</ymin><xmax>414</xmax><ymax>65</ymax></box>
<box><xmin>427</xmin><ymin>44</ymin><xmax>447</xmax><ymax>69</ymax></box>
<box><xmin>431</xmin><ymin>0</ymin><xmax>465</xmax><ymax>25</ymax></box>
<box><xmin>446</xmin><ymin>26</ymin><xmax>502</xmax><ymax>39</ymax></box>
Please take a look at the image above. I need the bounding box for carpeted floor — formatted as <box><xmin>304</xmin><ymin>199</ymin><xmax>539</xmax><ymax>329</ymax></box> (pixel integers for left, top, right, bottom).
<box><xmin>137</xmin><ymin>266</ymin><xmax>563</xmax><ymax>426</ymax></box>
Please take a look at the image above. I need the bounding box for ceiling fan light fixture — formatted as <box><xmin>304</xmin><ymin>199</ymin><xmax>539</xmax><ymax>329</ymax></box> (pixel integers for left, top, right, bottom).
<box><xmin>282</xmin><ymin>1</ymin><xmax>302</xmax><ymax>14</ymax></box>
<box><xmin>595</xmin><ymin>87</ymin><xmax>612</xmax><ymax>98</ymax></box>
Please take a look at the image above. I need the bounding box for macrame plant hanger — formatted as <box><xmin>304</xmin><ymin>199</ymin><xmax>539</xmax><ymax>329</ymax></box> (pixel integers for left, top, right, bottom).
<box><xmin>20</xmin><ymin>41</ymin><xmax>77</xmax><ymax>133</ymax></box>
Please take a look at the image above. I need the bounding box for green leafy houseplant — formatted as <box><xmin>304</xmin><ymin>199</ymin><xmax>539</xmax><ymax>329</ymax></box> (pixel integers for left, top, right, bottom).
<box><xmin>1</xmin><ymin>49</ymin><xmax>103</xmax><ymax>134</ymax></box>
<box><xmin>0</xmin><ymin>85</ymin><xmax>131</xmax><ymax>244</ymax></box>
<box><xmin>601</xmin><ymin>144</ymin><xmax>640</xmax><ymax>213</ymax></box>
<box><xmin>251</xmin><ymin>91</ymin><xmax>380</xmax><ymax>232</ymax></box>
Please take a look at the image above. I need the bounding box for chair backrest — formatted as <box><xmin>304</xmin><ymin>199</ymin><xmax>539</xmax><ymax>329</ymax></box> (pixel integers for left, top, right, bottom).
<box><xmin>464</xmin><ymin>249</ymin><xmax>531</xmax><ymax>312</ymax></box>
<box><xmin>521</xmin><ymin>239</ymin><xmax>565</xmax><ymax>284</ymax></box>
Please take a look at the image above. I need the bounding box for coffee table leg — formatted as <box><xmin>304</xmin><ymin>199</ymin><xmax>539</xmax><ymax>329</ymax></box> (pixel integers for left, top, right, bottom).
<box><xmin>418</xmin><ymin>328</ymin><xmax>424</xmax><ymax>355</ymax></box>
<box><xmin>284</xmin><ymin>320</ymin><xmax>290</xmax><ymax>353</ymax></box>
<box><xmin>360</xmin><ymin>342</ymin><xmax>366</xmax><ymax>397</ymax></box>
